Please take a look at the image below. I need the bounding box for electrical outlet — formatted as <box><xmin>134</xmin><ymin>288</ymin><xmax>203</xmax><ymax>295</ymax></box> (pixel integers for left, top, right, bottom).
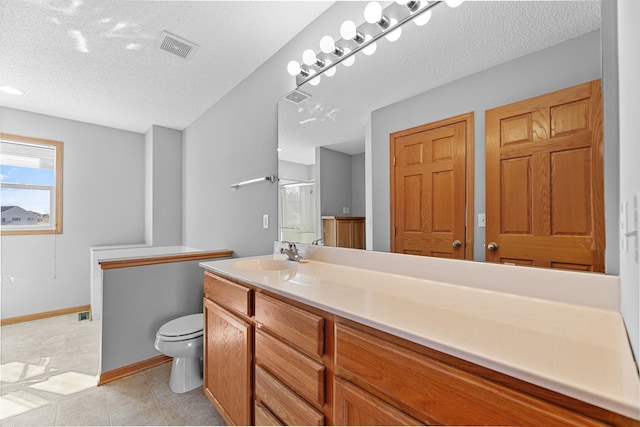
<box><xmin>263</xmin><ymin>214</ymin><xmax>269</xmax><ymax>229</ymax></box>
<box><xmin>478</xmin><ymin>213</ymin><xmax>486</xmax><ymax>228</ymax></box>
<box><xmin>343</xmin><ymin>207</ymin><xmax>350</xmax><ymax>214</ymax></box>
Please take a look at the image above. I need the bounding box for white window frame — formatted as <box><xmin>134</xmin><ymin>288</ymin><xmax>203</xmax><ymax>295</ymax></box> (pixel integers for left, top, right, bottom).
<box><xmin>1</xmin><ymin>134</ymin><xmax>63</xmax><ymax>235</ymax></box>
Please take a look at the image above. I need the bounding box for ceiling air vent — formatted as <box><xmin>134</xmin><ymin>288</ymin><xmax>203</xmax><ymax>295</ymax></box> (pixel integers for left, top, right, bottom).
<box><xmin>283</xmin><ymin>89</ymin><xmax>311</xmax><ymax>104</ymax></box>
<box><xmin>158</xmin><ymin>31</ymin><xmax>198</xmax><ymax>60</ymax></box>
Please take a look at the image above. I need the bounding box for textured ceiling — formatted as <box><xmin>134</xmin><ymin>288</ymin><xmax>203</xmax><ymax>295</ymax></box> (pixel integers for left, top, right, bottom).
<box><xmin>0</xmin><ymin>0</ymin><xmax>602</xmax><ymax>149</ymax></box>
<box><xmin>0</xmin><ymin>0</ymin><xmax>333</xmax><ymax>133</ymax></box>
<box><xmin>278</xmin><ymin>1</ymin><xmax>602</xmax><ymax>165</ymax></box>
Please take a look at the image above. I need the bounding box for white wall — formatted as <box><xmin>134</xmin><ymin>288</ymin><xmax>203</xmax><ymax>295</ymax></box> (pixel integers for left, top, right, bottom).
<box><xmin>617</xmin><ymin>0</ymin><xmax>640</xmax><ymax>360</ymax></box>
<box><xmin>352</xmin><ymin>153</ymin><xmax>365</xmax><ymax>217</ymax></box>
<box><xmin>181</xmin><ymin>4</ymin><xmax>362</xmax><ymax>257</ymax></box>
<box><xmin>278</xmin><ymin>159</ymin><xmax>314</xmax><ymax>183</ymax></box>
<box><xmin>101</xmin><ymin>260</ymin><xmax>204</xmax><ymax>373</ymax></box>
<box><xmin>145</xmin><ymin>125</ymin><xmax>183</xmax><ymax>247</ymax></box>
<box><xmin>0</xmin><ymin>107</ymin><xmax>145</xmax><ymax>319</ymax></box>
<box><xmin>182</xmin><ymin>81</ymin><xmax>279</xmax><ymax>257</ymax></box>
<box><xmin>318</xmin><ymin>147</ymin><xmax>353</xmax><ymax>217</ymax></box>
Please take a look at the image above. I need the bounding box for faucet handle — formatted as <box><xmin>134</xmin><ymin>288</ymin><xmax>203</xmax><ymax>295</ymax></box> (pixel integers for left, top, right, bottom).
<box><xmin>281</xmin><ymin>240</ymin><xmax>297</xmax><ymax>250</ymax></box>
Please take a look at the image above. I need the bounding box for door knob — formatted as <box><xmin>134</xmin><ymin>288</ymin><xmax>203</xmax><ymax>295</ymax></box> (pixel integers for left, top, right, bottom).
<box><xmin>487</xmin><ymin>242</ymin><xmax>499</xmax><ymax>251</ymax></box>
<box><xmin>452</xmin><ymin>240</ymin><xmax>462</xmax><ymax>248</ymax></box>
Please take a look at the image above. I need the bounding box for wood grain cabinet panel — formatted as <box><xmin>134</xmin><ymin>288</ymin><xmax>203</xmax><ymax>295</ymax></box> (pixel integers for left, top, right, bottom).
<box><xmin>334</xmin><ymin>323</ymin><xmax>606</xmax><ymax>426</ymax></box>
<box><xmin>203</xmin><ymin>298</ymin><xmax>252</xmax><ymax>426</ymax></box>
<box><xmin>256</xmin><ymin>329</ymin><xmax>325</xmax><ymax>408</ymax></box>
<box><xmin>202</xmin><ymin>271</ymin><xmax>628</xmax><ymax>426</ymax></box>
<box><xmin>322</xmin><ymin>216</ymin><xmax>365</xmax><ymax>249</ymax></box>
<box><xmin>204</xmin><ymin>271</ymin><xmax>251</xmax><ymax>316</ymax></box>
<box><xmin>255</xmin><ymin>402</ymin><xmax>282</xmax><ymax>426</ymax></box>
<box><xmin>255</xmin><ymin>365</ymin><xmax>325</xmax><ymax>426</ymax></box>
<box><xmin>255</xmin><ymin>292</ymin><xmax>324</xmax><ymax>359</ymax></box>
<box><xmin>333</xmin><ymin>377</ymin><xmax>422</xmax><ymax>426</ymax></box>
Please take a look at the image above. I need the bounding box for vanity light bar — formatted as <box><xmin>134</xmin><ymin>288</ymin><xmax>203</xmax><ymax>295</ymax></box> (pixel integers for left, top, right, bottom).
<box><xmin>292</xmin><ymin>0</ymin><xmax>446</xmax><ymax>88</ymax></box>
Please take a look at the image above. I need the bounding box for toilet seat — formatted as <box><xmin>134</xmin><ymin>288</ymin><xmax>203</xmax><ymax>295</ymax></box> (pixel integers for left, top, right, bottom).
<box><xmin>157</xmin><ymin>313</ymin><xmax>203</xmax><ymax>342</ymax></box>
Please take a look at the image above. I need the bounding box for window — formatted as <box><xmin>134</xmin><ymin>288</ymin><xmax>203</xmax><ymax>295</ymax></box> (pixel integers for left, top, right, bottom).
<box><xmin>1</xmin><ymin>134</ymin><xmax>63</xmax><ymax>235</ymax></box>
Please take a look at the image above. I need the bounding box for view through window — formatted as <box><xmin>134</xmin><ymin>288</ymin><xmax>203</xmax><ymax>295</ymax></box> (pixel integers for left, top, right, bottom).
<box><xmin>1</xmin><ymin>134</ymin><xmax>63</xmax><ymax>235</ymax></box>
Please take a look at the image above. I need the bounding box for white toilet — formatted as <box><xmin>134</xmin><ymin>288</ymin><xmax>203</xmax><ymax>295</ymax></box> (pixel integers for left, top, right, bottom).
<box><xmin>154</xmin><ymin>313</ymin><xmax>204</xmax><ymax>393</ymax></box>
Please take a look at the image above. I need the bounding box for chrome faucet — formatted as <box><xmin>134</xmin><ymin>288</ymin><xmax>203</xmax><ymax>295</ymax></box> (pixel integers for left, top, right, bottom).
<box><xmin>280</xmin><ymin>241</ymin><xmax>304</xmax><ymax>262</ymax></box>
<box><xmin>311</xmin><ymin>238</ymin><xmax>323</xmax><ymax>246</ymax></box>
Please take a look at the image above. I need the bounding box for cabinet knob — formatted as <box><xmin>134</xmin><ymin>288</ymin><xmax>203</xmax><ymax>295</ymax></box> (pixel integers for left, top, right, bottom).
<box><xmin>487</xmin><ymin>242</ymin><xmax>499</xmax><ymax>251</ymax></box>
<box><xmin>452</xmin><ymin>240</ymin><xmax>462</xmax><ymax>248</ymax></box>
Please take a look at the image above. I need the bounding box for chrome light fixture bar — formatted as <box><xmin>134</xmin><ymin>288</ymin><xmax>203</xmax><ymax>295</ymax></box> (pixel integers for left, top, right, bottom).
<box><xmin>289</xmin><ymin>0</ymin><xmax>463</xmax><ymax>88</ymax></box>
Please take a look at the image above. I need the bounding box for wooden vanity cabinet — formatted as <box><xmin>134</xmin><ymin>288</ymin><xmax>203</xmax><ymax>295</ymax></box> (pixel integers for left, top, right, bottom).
<box><xmin>322</xmin><ymin>216</ymin><xmax>365</xmax><ymax>249</ymax></box>
<box><xmin>202</xmin><ymin>271</ymin><xmax>635</xmax><ymax>426</ymax></box>
<box><xmin>203</xmin><ymin>272</ymin><xmax>253</xmax><ymax>426</ymax></box>
<box><xmin>333</xmin><ymin>323</ymin><xmax>610</xmax><ymax>427</ymax></box>
<box><xmin>254</xmin><ymin>292</ymin><xmax>326</xmax><ymax>425</ymax></box>
<box><xmin>333</xmin><ymin>377</ymin><xmax>422</xmax><ymax>426</ymax></box>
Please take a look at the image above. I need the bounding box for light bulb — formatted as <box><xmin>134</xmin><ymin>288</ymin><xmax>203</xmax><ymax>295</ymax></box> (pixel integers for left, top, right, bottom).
<box><xmin>362</xmin><ymin>35</ymin><xmax>376</xmax><ymax>56</ymax></box>
<box><xmin>324</xmin><ymin>59</ymin><xmax>336</xmax><ymax>77</ymax></box>
<box><xmin>287</xmin><ymin>60</ymin><xmax>301</xmax><ymax>76</ymax></box>
<box><xmin>385</xmin><ymin>19</ymin><xmax>402</xmax><ymax>42</ymax></box>
<box><xmin>302</xmin><ymin>49</ymin><xmax>317</xmax><ymax>66</ymax></box>
<box><xmin>364</xmin><ymin>2</ymin><xmax>382</xmax><ymax>24</ymax></box>
<box><xmin>319</xmin><ymin>35</ymin><xmax>335</xmax><ymax>54</ymax></box>
<box><xmin>414</xmin><ymin>9</ymin><xmax>432</xmax><ymax>26</ymax></box>
<box><xmin>445</xmin><ymin>0</ymin><xmax>464</xmax><ymax>7</ymax></box>
<box><xmin>340</xmin><ymin>20</ymin><xmax>357</xmax><ymax>40</ymax></box>
<box><xmin>396</xmin><ymin>0</ymin><xmax>409</xmax><ymax>5</ymax></box>
<box><xmin>309</xmin><ymin>70</ymin><xmax>321</xmax><ymax>86</ymax></box>
<box><xmin>342</xmin><ymin>48</ymin><xmax>355</xmax><ymax>67</ymax></box>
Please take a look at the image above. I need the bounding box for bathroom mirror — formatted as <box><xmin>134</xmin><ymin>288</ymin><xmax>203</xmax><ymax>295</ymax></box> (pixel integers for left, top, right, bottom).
<box><xmin>278</xmin><ymin>1</ymin><xmax>615</xmax><ymax>270</ymax></box>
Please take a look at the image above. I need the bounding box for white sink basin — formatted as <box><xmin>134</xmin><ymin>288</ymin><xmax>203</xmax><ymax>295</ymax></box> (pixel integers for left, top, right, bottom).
<box><xmin>232</xmin><ymin>258</ymin><xmax>297</xmax><ymax>272</ymax></box>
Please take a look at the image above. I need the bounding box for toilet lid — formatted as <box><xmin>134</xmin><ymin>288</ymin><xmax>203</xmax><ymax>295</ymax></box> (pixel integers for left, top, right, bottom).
<box><xmin>158</xmin><ymin>313</ymin><xmax>203</xmax><ymax>338</ymax></box>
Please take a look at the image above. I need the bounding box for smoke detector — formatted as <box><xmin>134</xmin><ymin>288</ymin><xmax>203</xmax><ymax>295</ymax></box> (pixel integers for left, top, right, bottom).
<box><xmin>157</xmin><ymin>30</ymin><xmax>198</xmax><ymax>60</ymax></box>
<box><xmin>283</xmin><ymin>89</ymin><xmax>311</xmax><ymax>104</ymax></box>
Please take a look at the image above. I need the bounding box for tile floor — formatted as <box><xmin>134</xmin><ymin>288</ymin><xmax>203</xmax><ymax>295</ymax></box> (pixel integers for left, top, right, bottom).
<box><xmin>0</xmin><ymin>313</ymin><xmax>225</xmax><ymax>426</ymax></box>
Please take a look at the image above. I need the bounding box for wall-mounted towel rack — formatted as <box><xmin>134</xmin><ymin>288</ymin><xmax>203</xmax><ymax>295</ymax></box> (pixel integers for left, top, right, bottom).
<box><xmin>230</xmin><ymin>175</ymin><xmax>277</xmax><ymax>189</ymax></box>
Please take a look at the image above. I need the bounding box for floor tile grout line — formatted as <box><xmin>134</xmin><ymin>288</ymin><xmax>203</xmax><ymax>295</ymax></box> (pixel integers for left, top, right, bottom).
<box><xmin>104</xmin><ymin>381</ymin><xmax>114</xmax><ymax>427</ymax></box>
<box><xmin>2</xmin><ymin>314</ymin><xmax>223</xmax><ymax>426</ymax></box>
<box><xmin>144</xmin><ymin>368</ymin><xmax>170</xmax><ymax>426</ymax></box>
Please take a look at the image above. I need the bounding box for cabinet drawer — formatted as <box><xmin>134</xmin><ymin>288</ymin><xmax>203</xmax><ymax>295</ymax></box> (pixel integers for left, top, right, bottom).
<box><xmin>256</xmin><ymin>330</ymin><xmax>325</xmax><ymax>408</ymax></box>
<box><xmin>335</xmin><ymin>323</ymin><xmax>605</xmax><ymax>426</ymax></box>
<box><xmin>334</xmin><ymin>377</ymin><xmax>421</xmax><ymax>426</ymax></box>
<box><xmin>255</xmin><ymin>365</ymin><xmax>324</xmax><ymax>426</ymax></box>
<box><xmin>204</xmin><ymin>271</ymin><xmax>251</xmax><ymax>316</ymax></box>
<box><xmin>255</xmin><ymin>293</ymin><xmax>324</xmax><ymax>359</ymax></box>
<box><xmin>255</xmin><ymin>402</ymin><xmax>282</xmax><ymax>426</ymax></box>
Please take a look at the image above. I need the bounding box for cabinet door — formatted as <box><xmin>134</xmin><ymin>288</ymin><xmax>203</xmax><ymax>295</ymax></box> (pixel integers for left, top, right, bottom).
<box><xmin>336</xmin><ymin>219</ymin><xmax>353</xmax><ymax>248</ymax></box>
<box><xmin>204</xmin><ymin>298</ymin><xmax>252</xmax><ymax>426</ymax></box>
<box><xmin>352</xmin><ymin>219</ymin><xmax>365</xmax><ymax>249</ymax></box>
<box><xmin>322</xmin><ymin>218</ymin><xmax>336</xmax><ymax>247</ymax></box>
<box><xmin>334</xmin><ymin>377</ymin><xmax>422</xmax><ymax>426</ymax></box>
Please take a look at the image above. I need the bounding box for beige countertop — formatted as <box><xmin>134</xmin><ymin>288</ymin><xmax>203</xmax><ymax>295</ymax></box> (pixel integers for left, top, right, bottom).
<box><xmin>200</xmin><ymin>250</ymin><xmax>640</xmax><ymax>421</ymax></box>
